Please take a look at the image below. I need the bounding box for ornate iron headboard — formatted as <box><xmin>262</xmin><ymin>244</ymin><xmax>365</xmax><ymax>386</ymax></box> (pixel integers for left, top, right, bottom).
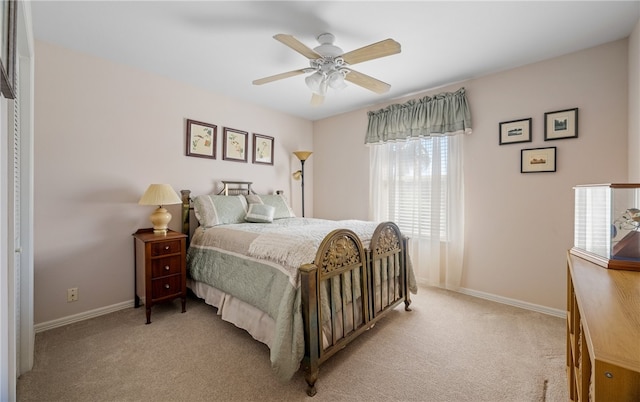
<box><xmin>218</xmin><ymin>181</ymin><xmax>255</xmax><ymax>195</ymax></box>
<box><xmin>181</xmin><ymin>181</ymin><xmax>257</xmax><ymax>244</ymax></box>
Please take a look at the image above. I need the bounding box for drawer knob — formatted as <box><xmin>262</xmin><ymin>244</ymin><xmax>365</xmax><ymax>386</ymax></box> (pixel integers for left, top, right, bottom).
<box><xmin>164</xmin><ymin>284</ymin><xmax>170</xmax><ymax>289</ymax></box>
<box><xmin>164</xmin><ymin>246</ymin><xmax>170</xmax><ymax>250</ymax></box>
<box><xmin>164</xmin><ymin>265</ymin><xmax>170</xmax><ymax>271</ymax></box>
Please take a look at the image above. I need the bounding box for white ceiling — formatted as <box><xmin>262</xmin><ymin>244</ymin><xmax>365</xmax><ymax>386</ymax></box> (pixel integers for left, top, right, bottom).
<box><xmin>32</xmin><ymin>1</ymin><xmax>640</xmax><ymax>121</ymax></box>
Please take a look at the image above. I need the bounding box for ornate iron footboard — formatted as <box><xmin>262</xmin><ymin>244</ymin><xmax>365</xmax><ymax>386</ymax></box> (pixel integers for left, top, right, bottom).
<box><xmin>300</xmin><ymin>222</ymin><xmax>411</xmax><ymax>396</ymax></box>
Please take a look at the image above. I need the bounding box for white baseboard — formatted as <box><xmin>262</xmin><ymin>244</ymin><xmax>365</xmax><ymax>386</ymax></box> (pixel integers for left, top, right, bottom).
<box><xmin>34</xmin><ymin>286</ymin><xmax>565</xmax><ymax>333</ymax></box>
<box><xmin>456</xmin><ymin>287</ymin><xmax>566</xmax><ymax>319</ymax></box>
<box><xmin>35</xmin><ymin>300</ymin><xmax>135</xmax><ymax>333</ymax></box>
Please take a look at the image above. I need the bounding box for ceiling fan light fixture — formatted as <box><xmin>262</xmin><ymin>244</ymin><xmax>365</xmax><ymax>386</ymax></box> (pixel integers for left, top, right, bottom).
<box><xmin>327</xmin><ymin>71</ymin><xmax>347</xmax><ymax>90</ymax></box>
<box><xmin>317</xmin><ymin>80</ymin><xmax>328</xmax><ymax>96</ymax></box>
<box><xmin>305</xmin><ymin>72</ymin><xmax>326</xmax><ymax>95</ymax></box>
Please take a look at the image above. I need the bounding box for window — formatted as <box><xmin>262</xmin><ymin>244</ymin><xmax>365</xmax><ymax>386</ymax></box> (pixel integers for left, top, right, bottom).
<box><xmin>383</xmin><ymin>138</ymin><xmax>448</xmax><ymax>240</ymax></box>
<box><xmin>370</xmin><ymin>134</ymin><xmax>464</xmax><ymax>287</ymax></box>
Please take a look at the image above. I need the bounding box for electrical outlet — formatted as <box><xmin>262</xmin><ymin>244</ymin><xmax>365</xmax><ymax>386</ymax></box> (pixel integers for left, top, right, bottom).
<box><xmin>67</xmin><ymin>287</ymin><xmax>78</xmax><ymax>302</ymax></box>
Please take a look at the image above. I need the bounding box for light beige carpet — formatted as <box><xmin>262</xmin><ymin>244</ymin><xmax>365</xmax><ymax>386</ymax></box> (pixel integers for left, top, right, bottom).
<box><xmin>17</xmin><ymin>286</ymin><xmax>567</xmax><ymax>401</ymax></box>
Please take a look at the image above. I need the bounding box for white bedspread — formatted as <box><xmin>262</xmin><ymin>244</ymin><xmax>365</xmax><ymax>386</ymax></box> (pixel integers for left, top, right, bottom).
<box><xmin>245</xmin><ymin>218</ymin><xmax>378</xmax><ymax>285</ymax></box>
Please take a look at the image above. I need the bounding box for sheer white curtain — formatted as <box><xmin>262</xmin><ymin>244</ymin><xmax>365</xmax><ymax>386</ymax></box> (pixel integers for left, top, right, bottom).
<box><xmin>366</xmin><ymin>88</ymin><xmax>470</xmax><ymax>290</ymax></box>
<box><xmin>370</xmin><ymin>135</ymin><xmax>464</xmax><ymax>289</ymax></box>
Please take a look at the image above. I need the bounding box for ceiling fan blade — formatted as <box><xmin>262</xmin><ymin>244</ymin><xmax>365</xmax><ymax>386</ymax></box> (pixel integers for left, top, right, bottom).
<box><xmin>252</xmin><ymin>69</ymin><xmax>307</xmax><ymax>85</ymax></box>
<box><xmin>274</xmin><ymin>34</ymin><xmax>321</xmax><ymax>60</ymax></box>
<box><xmin>341</xmin><ymin>38</ymin><xmax>401</xmax><ymax>65</ymax></box>
<box><xmin>345</xmin><ymin>70</ymin><xmax>391</xmax><ymax>94</ymax></box>
<box><xmin>310</xmin><ymin>93</ymin><xmax>324</xmax><ymax>106</ymax></box>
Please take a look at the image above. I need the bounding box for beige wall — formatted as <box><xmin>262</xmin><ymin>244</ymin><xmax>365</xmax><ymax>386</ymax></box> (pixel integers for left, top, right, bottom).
<box><xmin>35</xmin><ymin>33</ymin><xmax>636</xmax><ymax>324</ymax></box>
<box><xmin>314</xmin><ymin>39</ymin><xmax>629</xmax><ymax>311</ymax></box>
<box><xmin>34</xmin><ymin>41</ymin><xmax>313</xmax><ymax>324</ymax></box>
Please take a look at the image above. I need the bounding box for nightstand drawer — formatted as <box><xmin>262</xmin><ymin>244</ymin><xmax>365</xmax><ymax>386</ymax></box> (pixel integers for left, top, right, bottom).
<box><xmin>151</xmin><ymin>255</ymin><xmax>183</xmax><ymax>278</ymax></box>
<box><xmin>151</xmin><ymin>240</ymin><xmax>182</xmax><ymax>256</ymax></box>
<box><xmin>151</xmin><ymin>274</ymin><xmax>182</xmax><ymax>300</ymax></box>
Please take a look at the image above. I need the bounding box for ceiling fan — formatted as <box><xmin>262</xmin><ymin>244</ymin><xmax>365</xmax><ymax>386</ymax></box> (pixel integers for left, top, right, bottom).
<box><xmin>252</xmin><ymin>33</ymin><xmax>401</xmax><ymax>106</ymax></box>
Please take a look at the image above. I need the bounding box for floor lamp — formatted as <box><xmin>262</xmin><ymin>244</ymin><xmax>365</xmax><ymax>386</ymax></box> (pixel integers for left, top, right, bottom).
<box><xmin>293</xmin><ymin>151</ymin><xmax>312</xmax><ymax>217</ymax></box>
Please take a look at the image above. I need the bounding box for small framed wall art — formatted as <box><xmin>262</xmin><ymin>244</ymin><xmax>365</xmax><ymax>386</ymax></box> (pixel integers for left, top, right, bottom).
<box><xmin>252</xmin><ymin>133</ymin><xmax>274</xmax><ymax>165</ymax></box>
<box><xmin>186</xmin><ymin>119</ymin><xmax>217</xmax><ymax>159</ymax></box>
<box><xmin>499</xmin><ymin>118</ymin><xmax>532</xmax><ymax>145</ymax></box>
<box><xmin>223</xmin><ymin>127</ymin><xmax>248</xmax><ymax>162</ymax></box>
<box><xmin>521</xmin><ymin>146</ymin><xmax>557</xmax><ymax>173</ymax></box>
<box><xmin>544</xmin><ymin>108</ymin><xmax>578</xmax><ymax>140</ymax></box>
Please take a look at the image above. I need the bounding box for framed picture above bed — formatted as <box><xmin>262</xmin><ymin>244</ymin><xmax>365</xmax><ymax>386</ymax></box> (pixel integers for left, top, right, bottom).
<box><xmin>186</xmin><ymin>119</ymin><xmax>217</xmax><ymax>159</ymax></box>
<box><xmin>252</xmin><ymin>133</ymin><xmax>274</xmax><ymax>165</ymax></box>
<box><xmin>223</xmin><ymin>127</ymin><xmax>248</xmax><ymax>163</ymax></box>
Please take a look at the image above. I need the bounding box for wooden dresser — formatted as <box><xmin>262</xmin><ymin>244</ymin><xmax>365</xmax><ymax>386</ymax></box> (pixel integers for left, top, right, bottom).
<box><xmin>133</xmin><ymin>228</ymin><xmax>187</xmax><ymax>324</ymax></box>
<box><xmin>566</xmin><ymin>252</ymin><xmax>640</xmax><ymax>401</ymax></box>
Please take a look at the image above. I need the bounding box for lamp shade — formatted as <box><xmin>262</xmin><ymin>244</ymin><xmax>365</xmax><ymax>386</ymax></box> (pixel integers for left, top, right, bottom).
<box><xmin>305</xmin><ymin>72</ymin><xmax>324</xmax><ymax>95</ymax></box>
<box><xmin>293</xmin><ymin>151</ymin><xmax>313</xmax><ymax>161</ymax></box>
<box><xmin>138</xmin><ymin>184</ymin><xmax>181</xmax><ymax>206</ymax></box>
<box><xmin>328</xmin><ymin>71</ymin><xmax>347</xmax><ymax>90</ymax></box>
<box><xmin>138</xmin><ymin>184</ymin><xmax>181</xmax><ymax>235</ymax></box>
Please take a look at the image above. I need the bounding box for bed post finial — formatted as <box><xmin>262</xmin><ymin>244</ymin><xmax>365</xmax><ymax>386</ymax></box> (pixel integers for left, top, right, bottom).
<box><xmin>180</xmin><ymin>190</ymin><xmax>191</xmax><ymax>238</ymax></box>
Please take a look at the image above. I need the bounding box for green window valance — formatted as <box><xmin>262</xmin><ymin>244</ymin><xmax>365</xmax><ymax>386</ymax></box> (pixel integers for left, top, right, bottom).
<box><xmin>365</xmin><ymin>87</ymin><xmax>472</xmax><ymax>144</ymax></box>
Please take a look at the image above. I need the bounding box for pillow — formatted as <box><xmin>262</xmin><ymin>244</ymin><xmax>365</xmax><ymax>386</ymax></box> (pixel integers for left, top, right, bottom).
<box><xmin>193</xmin><ymin>194</ymin><xmax>248</xmax><ymax>227</ymax></box>
<box><xmin>245</xmin><ymin>203</ymin><xmax>275</xmax><ymax>223</ymax></box>
<box><xmin>245</xmin><ymin>194</ymin><xmax>296</xmax><ymax>219</ymax></box>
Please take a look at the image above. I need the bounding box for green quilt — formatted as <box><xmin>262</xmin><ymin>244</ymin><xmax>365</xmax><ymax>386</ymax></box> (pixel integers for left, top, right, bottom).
<box><xmin>186</xmin><ymin>218</ymin><xmax>381</xmax><ymax>380</ymax></box>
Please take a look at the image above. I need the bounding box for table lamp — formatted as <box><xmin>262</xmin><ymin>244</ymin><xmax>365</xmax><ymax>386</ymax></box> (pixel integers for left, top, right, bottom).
<box><xmin>138</xmin><ymin>184</ymin><xmax>182</xmax><ymax>235</ymax></box>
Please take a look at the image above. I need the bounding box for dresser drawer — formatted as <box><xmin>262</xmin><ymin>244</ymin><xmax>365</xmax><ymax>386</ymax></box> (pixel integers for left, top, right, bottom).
<box><xmin>151</xmin><ymin>255</ymin><xmax>183</xmax><ymax>278</ymax></box>
<box><xmin>151</xmin><ymin>240</ymin><xmax>182</xmax><ymax>257</ymax></box>
<box><xmin>151</xmin><ymin>274</ymin><xmax>182</xmax><ymax>300</ymax></box>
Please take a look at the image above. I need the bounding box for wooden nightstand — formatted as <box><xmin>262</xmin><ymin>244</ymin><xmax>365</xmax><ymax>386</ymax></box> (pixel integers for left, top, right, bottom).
<box><xmin>133</xmin><ymin>228</ymin><xmax>187</xmax><ymax>324</ymax></box>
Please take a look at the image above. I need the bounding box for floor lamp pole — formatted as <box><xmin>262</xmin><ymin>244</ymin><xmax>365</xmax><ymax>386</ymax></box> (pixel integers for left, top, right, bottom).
<box><xmin>293</xmin><ymin>151</ymin><xmax>312</xmax><ymax>218</ymax></box>
<box><xmin>300</xmin><ymin>159</ymin><xmax>306</xmax><ymax>217</ymax></box>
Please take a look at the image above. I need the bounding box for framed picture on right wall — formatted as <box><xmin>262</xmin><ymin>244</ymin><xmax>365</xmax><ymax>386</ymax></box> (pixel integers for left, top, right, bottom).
<box><xmin>544</xmin><ymin>108</ymin><xmax>578</xmax><ymax>140</ymax></box>
<box><xmin>499</xmin><ymin>117</ymin><xmax>532</xmax><ymax>145</ymax></box>
<box><xmin>521</xmin><ymin>146</ymin><xmax>557</xmax><ymax>173</ymax></box>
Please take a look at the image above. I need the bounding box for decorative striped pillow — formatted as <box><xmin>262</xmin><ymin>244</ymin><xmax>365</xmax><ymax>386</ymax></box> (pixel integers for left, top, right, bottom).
<box><xmin>193</xmin><ymin>194</ymin><xmax>248</xmax><ymax>227</ymax></box>
<box><xmin>244</xmin><ymin>194</ymin><xmax>295</xmax><ymax>219</ymax></box>
<box><xmin>245</xmin><ymin>203</ymin><xmax>275</xmax><ymax>223</ymax></box>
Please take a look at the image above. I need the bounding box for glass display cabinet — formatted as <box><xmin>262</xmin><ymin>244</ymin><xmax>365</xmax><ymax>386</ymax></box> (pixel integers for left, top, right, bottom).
<box><xmin>572</xmin><ymin>183</ymin><xmax>640</xmax><ymax>271</ymax></box>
